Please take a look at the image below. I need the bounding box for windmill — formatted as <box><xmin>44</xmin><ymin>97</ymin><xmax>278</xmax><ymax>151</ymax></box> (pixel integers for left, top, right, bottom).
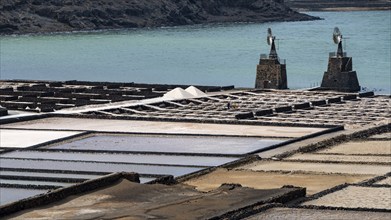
<box><xmin>267</xmin><ymin>28</ymin><xmax>278</xmax><ymax>59</ymax></box>
<box><xmin>320</xmin><ymin>26</ymin><xmax>360</xmax><ymax>92</ymax></box>
<box><xmin>333</xmin><ymin>27</ymin><xmax>344</xmax><ymax>57</ymax></box>
<box><xmin>255</xmin><ymin>27</ymin><xmax>287</xmax><ymax>89</ymax></box>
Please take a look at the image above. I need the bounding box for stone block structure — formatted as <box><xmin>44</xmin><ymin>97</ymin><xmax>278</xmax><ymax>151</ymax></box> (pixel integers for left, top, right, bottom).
<box><xmin>255</xmin><ymin>58</ymin><xmax>287</xmax><ymax>89</ymax></box>
<box><xmin>321</xmin><ymin>56</ymin><xmax>360</xmax><ymax>92</ymax></box>
<box><xmin>321</xmin><ymin>31</ymin><xmax>360</xmax><ymax>92</ymax></box>
<box><xmin>255</xmin><ymin>32</ymin><xmax>287</xmax><ymax>90</ymax></box>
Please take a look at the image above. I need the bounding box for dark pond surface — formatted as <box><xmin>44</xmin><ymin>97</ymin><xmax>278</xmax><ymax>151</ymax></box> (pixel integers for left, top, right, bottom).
<box><xmin>0</xmin><ymin>158</ymin><xmax>203</xmax><ymax>177</ymax></box>
<box><xmin>0</xmin><ymin>188</ymin><xmax>48</xmax><ymax>205</ymax></box>
<box><xmin>2</xmin><ymin>151</ymin><xmax>239</xmax><ymax>167</ymax></box>
<box><xmin>47</xmin><ymin>134</ymin><xmax>285</xmax><ymax>155</ymax></box>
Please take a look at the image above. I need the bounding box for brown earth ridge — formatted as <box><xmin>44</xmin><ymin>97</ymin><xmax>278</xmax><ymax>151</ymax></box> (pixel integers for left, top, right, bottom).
<box><xmin>0</xmin><ymin>0</ymin><xmax>318</xmax><ymax>35</ymax></box>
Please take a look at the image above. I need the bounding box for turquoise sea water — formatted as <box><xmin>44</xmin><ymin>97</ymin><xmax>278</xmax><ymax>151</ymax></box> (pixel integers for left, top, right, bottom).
<box><xmin>1</xmin><ymin>11</ymin><xmax>390</xmax><ymax>93</ymax></box>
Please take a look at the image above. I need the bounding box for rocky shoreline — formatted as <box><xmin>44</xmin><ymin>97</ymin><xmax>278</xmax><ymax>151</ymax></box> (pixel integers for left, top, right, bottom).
<box><xmin>0</xmin><ymin>0</ymin><xmax>318</xmax><ymax>35</ymax></box>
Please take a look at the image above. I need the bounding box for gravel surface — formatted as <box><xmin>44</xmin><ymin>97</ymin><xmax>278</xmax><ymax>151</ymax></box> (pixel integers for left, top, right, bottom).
<box><xmin>245</xmin><ymin>207</ymin><xmax>391</xmax><ymax>220</ymax></box>
<box><xmin>303</xmin><ymin>186</ymin><xmax>391</xmax><ymax>210</ymax></box>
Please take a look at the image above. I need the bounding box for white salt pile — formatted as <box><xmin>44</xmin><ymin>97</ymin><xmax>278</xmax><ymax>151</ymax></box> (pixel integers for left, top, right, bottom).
<box><xmin>163</xmin><ymin>87</ymin><xmax>195</xmax><ymax>100</ymax></box>
<box><xmin>185</xmin><ymin>86</ymin><xmax>206</xmax><ymax>97</ymax></box>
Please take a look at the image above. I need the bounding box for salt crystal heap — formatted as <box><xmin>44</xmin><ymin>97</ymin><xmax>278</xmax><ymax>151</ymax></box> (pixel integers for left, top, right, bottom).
<box><xmin>185</xmin><ymin>86</ymin><xmax>207</xmax><ymax>97</ymax></box>
<box><xmin>162</xmin><ymin>86</ymin><xmax>206</xmax><ymax>100</ymax></box>
<box><xmin>162</xmin><ymin>87</ymin><xmax>195</xmax><ymax>100</ymax></box>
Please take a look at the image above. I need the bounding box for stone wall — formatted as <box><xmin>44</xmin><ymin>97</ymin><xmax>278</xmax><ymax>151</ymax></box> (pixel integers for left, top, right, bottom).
<box><xmin>255</xmin><ymin>59</ymin><xmax>287</xmax><ymax>89</ymax></box>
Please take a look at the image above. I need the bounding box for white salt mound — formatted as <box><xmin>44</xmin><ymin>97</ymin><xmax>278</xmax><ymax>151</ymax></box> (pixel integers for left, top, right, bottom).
<box><xmin>163</xmin><ymin>87</ymin><xmax>195</xmax><ymax>99</ymax></box>
<box><xmin>185</xmin><ymin>86</ymin><xmax>206</xmax><ymax>97</ymax></box>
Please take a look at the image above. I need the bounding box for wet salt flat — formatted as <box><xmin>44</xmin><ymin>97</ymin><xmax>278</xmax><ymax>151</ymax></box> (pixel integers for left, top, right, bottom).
<box><xmin>0</xmin><ymin>179</ymin><xmax>74</xmax><ymax>187</ymax></box>
<box><xmin>0</xmin><ymin>158</ymin><xmax>203</xmax><ymax>177</ymax></box>
<box><xmin>0</xmin><ymin>171</ymin><xmax>103</xmax><ymax>180</ymax></box>
<box><xmin>47</xmin><ymin>134</ymin><xmax>284</xmax><ymax>155</ymax></box>
<box><xmin>0</xmin><ymin>188</ymin><xmax>48</xmax><ymax>205</ymax></box>
<box><xmin>303</xmin><ymin>186</ymin><xmax>391</xmax><ymax>210</ymax></box>
<box><xmin>2</xmin><ymin>151</ymin><xmax>239</xmax><ymax>167</ymax></box>
<box><xmin>3</xmin><ymin>117</ymin><xmax>325</xmax><ymax>138</ymax></box>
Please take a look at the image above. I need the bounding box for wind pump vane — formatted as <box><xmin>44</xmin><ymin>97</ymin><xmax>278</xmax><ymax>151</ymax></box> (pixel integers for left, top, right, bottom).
<box><xmin>333</xmin><ymin>27</ymin><xmax>344</xmax><ymax>57</ymax></box>
<box><xmin>267</xmin><ymin>28</ymin><xmax>278</xmax><ymax>59</ymax></box>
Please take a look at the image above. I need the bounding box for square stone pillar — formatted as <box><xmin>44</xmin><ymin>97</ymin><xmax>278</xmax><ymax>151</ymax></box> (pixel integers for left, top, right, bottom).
<box><xmin>255</xmin><ymin>58</ymin><xmax>287</xmax><ymax>89</ymax></box>
<box><xmin>321</xmin><ymin>56</ymin><xmax>360</xmax><ymax>92</ymax></box>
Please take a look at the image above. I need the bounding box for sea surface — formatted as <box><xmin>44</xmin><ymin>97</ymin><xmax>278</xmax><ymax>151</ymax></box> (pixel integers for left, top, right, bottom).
<box><xmin>1</xmin><ymin>11</ymin><xmax>390</xmax><ymax>94</ymax></box>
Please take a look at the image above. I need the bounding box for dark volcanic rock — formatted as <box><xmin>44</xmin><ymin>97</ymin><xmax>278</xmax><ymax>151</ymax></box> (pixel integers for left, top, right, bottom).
<box><xmin>0</xmin><ymin>0</ymin><xmax>318</xmax><ymax>34</ymax></box>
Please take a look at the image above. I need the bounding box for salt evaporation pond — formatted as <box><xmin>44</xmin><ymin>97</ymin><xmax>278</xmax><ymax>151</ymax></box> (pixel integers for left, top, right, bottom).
<box><xmin>0</xmin><ymin>188</ymin><xmax>48</xmax><ymax>205</ymax></box>
<box><xmin>0</xmin><ymin>158</ymin><xmax>203</xmax><ymax>177</ymax></box>
<box><xmin>2</xmin><ymin>150</ymin><xmax>239</xmax><ymax>167</ymax></box>
<box><xmin>46</xmin><ymin>134</ymin><xmax>285</xmax><ymax>155</ymax></box>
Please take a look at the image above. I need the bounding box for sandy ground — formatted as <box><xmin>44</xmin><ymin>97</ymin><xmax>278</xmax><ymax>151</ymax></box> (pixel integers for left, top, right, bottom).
<box><xmin>239</xmin><ymin>161</ymin><xmax>391</xmax><ymax>175</ymax></box>
<box><xmin>245</xmin><ymin>208</ymin><xmax>391</xmax><ymax>220</ymax></box>
<box><xmin>0</xmin><ymin>129</ymin><xmax>81</xmax><ymax>148</ymax></box>
<box><xmin>287</xmin><ymin>153</ymin><xmax>391</xmax><ymax>164</ymax></box>
<box><xmin>184</xmin><ymin>169</ymin><xmax>372</xmax><ymax>195</ymax></box>
<box><xmin>317</xmin><ymin>141</ymin><xmax>391</xmax><ymax>155</ymax></box>
<box><xmin>376</xmin><ymin>177</ymin><xmax>391</xmax><ymax>185</ymax></box>
<box><xmin>303</xmin><ymin>186</ymin><xmax>391</xmax><ymax>210</ymax></box>
<box><xmin>2</xmin><ymin>117</ymin><xmax>326</xmax><ymax>138</ymax></box>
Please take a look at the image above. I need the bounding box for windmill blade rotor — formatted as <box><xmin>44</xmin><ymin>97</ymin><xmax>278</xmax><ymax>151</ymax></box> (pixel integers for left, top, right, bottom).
<box><xmin>267</xmin><ymin>28</ymin><xmax>273</xmax><ymax>45</ymax></box>
<box><xmin>333</xmin><ymin>27</ymin><xmax>342</xmax><ymax>44</ymax></box>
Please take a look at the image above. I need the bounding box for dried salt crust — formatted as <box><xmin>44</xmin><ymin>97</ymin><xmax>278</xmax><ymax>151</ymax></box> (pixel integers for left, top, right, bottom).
<box><xmin>287</xmin><ymin>153</ymin><xmax>391</xmax><ymax>164</ymax></box>
<box><xmin>239</xmin><ymin>161</ymin><xmax>391</xmax><ymax>175</ymax></box>
<box><xmin>303</xmin><ymin>186</ymin><xmax>391</xmax><ymax>210</ymax></box>
<box><xmin>317</xmin><ymin>141</ymin><xmax>391</xmax><ymax>155</ymax></box>
<box><xmin>245</xmin><ymin>207</ymin><xmax>391</xmax><ymax>220</ymax></box>
<box><xmin>0</xmin><ymin>129</ymin><xmax>81</xmax><ymax>148</ymax></box>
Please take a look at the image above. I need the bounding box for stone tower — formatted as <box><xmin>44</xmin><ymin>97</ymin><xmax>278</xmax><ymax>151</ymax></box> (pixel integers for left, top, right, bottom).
<box><xmin>255</xmin><ymin>30</ymin><xmax>287</xmax><ymax>89</ymax></box>
<box><xmin>320</xmin><ymin>28</ymin><xmax>360</xmax><ymax>92</ymax></box>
